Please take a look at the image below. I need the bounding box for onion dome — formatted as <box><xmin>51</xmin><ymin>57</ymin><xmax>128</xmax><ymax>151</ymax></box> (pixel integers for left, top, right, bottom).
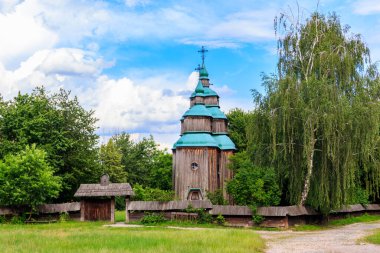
<box><xmin>199</xmin><ymin>64</ymin><xmax>209</xmax><ymax>79</ymax></box>
<box><xmin>174</xmin><ymin>133</ymin><xmax>219</xmax><ymax>148</ymax></box>
<box><xmin>183</xmin><ymin>104</ymin><xmax>212</xmax><ymax>118</ymax></box>
<box><xmin>213</xmin><ymin>134</ymin><xmax>236</xmax><ymax>150</ymax></box>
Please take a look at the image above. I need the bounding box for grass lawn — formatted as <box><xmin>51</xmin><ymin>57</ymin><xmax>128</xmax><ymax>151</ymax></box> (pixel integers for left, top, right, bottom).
<box><xmin>365</xmin><ymin>229</ymin><xmax>380</xmax><ymax>244</ymax></box>
<box><xmin>0</xmin><ymin>222</ymin><xmax>265</xmax><ymax>253</ymax></box>
<box><xmin>293</xmin><ymin>213</ymin><xmax>380</xmax><ymax>231</ymax></box>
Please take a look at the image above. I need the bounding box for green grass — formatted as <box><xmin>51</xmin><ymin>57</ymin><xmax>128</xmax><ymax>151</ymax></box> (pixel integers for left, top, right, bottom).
<box><xmin>365</xmin><ymin>229</ymin><xmax>380</xmax><ymax>244</ymax></box>
<box><xmin>292</xmin><ymin>213</ymin><xmax>380</xmax><ymax>231</ymax></box>
<box><xmin>0</xmin><ymin>222</ymin><xmax>265</xmax><ymax>253</ymax></box>
<box><xmin>329</xmin><ymin>213</ymin><xmax>380</xmax><ymax>226</ymax></box>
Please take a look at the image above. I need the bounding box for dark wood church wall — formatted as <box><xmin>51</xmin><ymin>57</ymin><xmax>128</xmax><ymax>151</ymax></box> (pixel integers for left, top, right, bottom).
<box><xmin>181</xmin><ymin>117</ymin><xmax>212</xmax><ymax>134</ymax></box>
<box><xmin>204</xmin><ymin>97</ymin><xmax>218</xmax><ymax>105</ymax></box>
<box><xmin>212</xmin><ymin>119</ymin><xmax>227</xmax><ymax>133</ymax></box>
<box><xmin>190</xmin><ymin>96</ymin><xmax>204</xmax><ymax>107</ymax></box>
<box><xmin>220</xmin><ymin>151</ymin><xmax>234</xmax><ymax>200</ymax></box>
<box><xmin>174</xmin><ymin>147</ymin><xmax>218</xmax><ymax>200</ymax></box>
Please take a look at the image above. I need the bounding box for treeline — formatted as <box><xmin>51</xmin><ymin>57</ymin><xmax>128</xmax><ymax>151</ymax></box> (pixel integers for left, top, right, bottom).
<box><xmin>225</xmin><ymin>12</ymin><xmax>380</xmax><ymax>213</ymax></box>
<box><xmin>0</xmin><ymin>88</ymin><xmax>173</xmax><ymax>212</ymax></box>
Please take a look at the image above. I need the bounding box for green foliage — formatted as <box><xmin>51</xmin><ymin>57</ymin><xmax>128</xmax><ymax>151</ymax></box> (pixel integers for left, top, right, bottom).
<box><xmin>59</xmin><ymin>212</ymin><xmax>70</xmax><ymax>223</ymax></box>
<box><xmin>215</xmin><ymin>214</ymin><xmax>225</xmax><ymax>225</ymax></box>
<box><xmin>113</xmin><ymin>134</ymin><xmax>172</xmax><ymax>189</ymax></box>
<box><xmin>0</xmin><ymin>215</ymin><xmax>6</xmax><ymax>224</ymax></box>
<box><xmin>329</xmin><ymin>213</ymin><xmax>380</xmax><ymax>226</ymax></box>
<box><xmin>226</xmin><ymin>108</ymin><xmax>252</xmax><ymax>151</ymax></box>
<box><xmin>206</xmin><ymin>189</ymin><xmax>227</xmax><ymax>205</ymax></box>
<box><xmin>248</xmin><ymin>12</ymin><xmax>380</xmax><ymax>212</ymax></box>
<box><xmin>10</xmin><ymin>215</ymin><xmax>26</xmax><ymax>224</ymax></box>
<box><xmin>185</xmin><ymin>205</ymin><xmax>213</xmax><ymax>224</ymax></box>
<box><xmin>132</xmin><ymin>183</ymin><xmax>174</xmax><ymax>202</ymax></box>
<box><xmin>140</xmin><ymin>213</ymin><xmax>167</xmax><ymax>224</ymax></box>
<box><xmin>0</xmin><ymin>145</ymin><xmax>61</xmax><ymax>214</ymax></box>
<box><xmin>252</xmin><ymin>215</ymin><xmax>265</xmax><ymax>225</ymax></box>
<box><xmin>0</xmin><ymin>87</ymin><xmax>100</xmax><ymax>201</ymax></box>
<box><xmin>99</xmin><ymin>139</ymin><xmax>127</xmax><ymax>183</ymax></box>
<box><xmin>227</xmin><ymin>152</ymin><xmax>281</xmax><ymax>206</ymax></box>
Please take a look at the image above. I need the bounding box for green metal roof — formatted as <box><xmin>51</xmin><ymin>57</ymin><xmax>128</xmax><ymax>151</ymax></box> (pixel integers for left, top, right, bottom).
<box><xmin>174</xmin><ymin>133</ymin><xmax>219</xmax><ymax>149</ymax></box>
<box><xmin>191</xmin><ymin>86</ymin><xmax>218</xmax><ymax>98</ymax></box>
<box><xmin>208</xmin><ymin>107</ymin><xmax>227</xmax><ymax>119</ymax></box>
<box><xmin>213</xmin><ymin>134</ymin><xmax>236</xmax><ymax>150</ymax></box>
<box><xmin>199</xmin><ymin>64</ymin><xmax>209</xmax><ymax>78</ymax></box>
<box><xmin>183</xmin><ymin>104</ymin><xmax>212</xmax><ymax>118</ymax></box>
<box><xmin>194</xmin><ymin>80</ymin><xmax>204</xmax><ymax>93</ymax></box>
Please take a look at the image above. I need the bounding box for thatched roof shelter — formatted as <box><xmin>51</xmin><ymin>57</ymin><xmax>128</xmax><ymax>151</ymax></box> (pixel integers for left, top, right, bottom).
<box><xmin>128</xmin><ymin>200</ymin><xmax>212</xmax><ymax>211</ymax></box>
<box><xmin>74</xmin><ymin>183</ymin><xmax>134</xmax><ymax>197</ymax></box>
<box><xmin>334</xmin><ymin>204</ymin><xmax>365</xmax><ymax>213</ymax></box>
<box><xmin>364</xmin><ymin>204</ymin><xmax>380</xmax><ymax>211</ymax></box>
<box><xmin>74</xmin><ymin>175</ymin><xmax>134</xmax><ymax>198</ymax></box>
<box><xmin>256</xmin><ymin>205</ymin><xmax>318</xmax><ymax>217</ymax></box>
<box><xmin>210</xmin><ymin>205</ymin><xmax>252</xmax><ymax>216</ymax></box>
<box><xmin>38</xmin><ymin>202</ymin><xmax>80</xmax><ymax>213</ymax></box>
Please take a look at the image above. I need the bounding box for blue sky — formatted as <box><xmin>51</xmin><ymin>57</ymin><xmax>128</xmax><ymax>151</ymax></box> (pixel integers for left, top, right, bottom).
<box><xmin>0</xmin><ymin>0</ymin><xmax>380</xmax><ymax>149</ymax></box>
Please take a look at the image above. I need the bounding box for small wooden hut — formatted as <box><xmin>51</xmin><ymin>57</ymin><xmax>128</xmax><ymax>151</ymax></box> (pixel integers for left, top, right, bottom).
<box><xmin>74</xmin><ymin>174</ymin><xmax>134</xmax><ymax>222</ymax></box>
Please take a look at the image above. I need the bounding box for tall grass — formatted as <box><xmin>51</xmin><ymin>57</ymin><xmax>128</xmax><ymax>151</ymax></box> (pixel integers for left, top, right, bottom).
<box><xmin>0</xmin><ymin>222</ymin><xmax>265</xmax><ymax>253</ymax></box>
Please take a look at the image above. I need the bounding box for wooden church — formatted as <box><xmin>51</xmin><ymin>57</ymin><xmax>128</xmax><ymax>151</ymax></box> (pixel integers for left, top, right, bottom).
<box><xmin>172</xmin><ymin>47</ymin><xmax>236</xmax><ymax>201</ymax></box>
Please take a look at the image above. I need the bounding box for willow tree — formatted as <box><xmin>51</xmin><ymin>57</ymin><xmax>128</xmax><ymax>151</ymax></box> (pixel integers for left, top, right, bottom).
<box><xmin>249</xmin><ymin>12</ymin><xmax>380</xmax><ymax>212</ymax></box>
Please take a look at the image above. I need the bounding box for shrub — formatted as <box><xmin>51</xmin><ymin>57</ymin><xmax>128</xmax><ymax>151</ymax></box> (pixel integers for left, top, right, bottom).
<box><xmin>227</xmin><ymin>151</ymin><xmax>281</xmax><ymax>207</ymax></box>
<box><xmin>185</xmin><ymin>205</ymin><xmax>213</xmax><ymax>224</ymax></box>
<box><xmin>10</xmin><ymin>215</ymin><xmax>26</xmax><ymax>224</ymax></box>
<box><xmin>140</xmin><ymin>213</ymin><xmax>167</xmax><ymax>224</ymax></box>
<box><xmin>132</xmin><ymin>184</ymin><xmax>174</xmax><ymax>202</ymax></box>
<box><xmin>252</xmin><ymin>215</ymin><xmax>265</xmax><ymax>225</ymax></box>
<box><xmin>206</xmin><ymin>189</ymin><xmax>227</xmax><ymax>205</ymax></box>
<box><xmin>0</xmin><ymin>215</ymin><xmax>6</xmax><ymax>224</ymax></box>
<box><xmin>215</xmin><ymin>214</ymin><xmax>225</xmax><ymax>225</ymax></box>
<box><xmin>59</xmin><ymin>212</ymin><xmax>70</xmax><ymax>222</ymax></box>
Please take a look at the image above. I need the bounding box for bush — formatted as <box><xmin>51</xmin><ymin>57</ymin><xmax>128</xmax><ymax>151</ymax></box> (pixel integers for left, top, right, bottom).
<box><xmin>140</xmin><ymin>213</ymin><xmax>166</xmax><ymax>224</ymax></box>
<box><xmin>59</xmin><ymin>212</ymin><xmax>70</xmax><ymax>222</ymax></box>
<box><xmin>227</xmin><ymin>151</ymin><xmax>281</xmax><ymax>207</ymax></box>
<box><xmin>252</xmin><ymin>215</ymin><xmax>265</xmax><ymax>225</ymax></box>
<box><xmin>10</xmin><ymin>215</ymin><xmax>26</xmax><ymax>224</ymax></box>
<box><xmin>132</xmin><ymin>184</ymin><xmax>174</xmax><ymax>202</ymax></box>
<box><xmin>0</xmin><ymin>215</ymin><xmax>6</xmax><ymax>224</ymax></box>
<box><xmin>207</xmin><ymin>189</ymin><xmax>227</xmax><ymax>205</ymax></box>
<box><xmin>215</xmin><ymin>214</ymin><xmax>225</xmax><ymax>225</ymax></box>
<box><xmin>185</xmin><ymin>205</ymin><xmax>213</xmax><ymax>224</ymax></box>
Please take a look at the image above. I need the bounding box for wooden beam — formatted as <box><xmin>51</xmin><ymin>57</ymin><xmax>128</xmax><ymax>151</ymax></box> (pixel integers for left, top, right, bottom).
<box><xmin>125</xmin><ymin>197</ymin><xmax>130</xmax><ymax>223</ymax></box>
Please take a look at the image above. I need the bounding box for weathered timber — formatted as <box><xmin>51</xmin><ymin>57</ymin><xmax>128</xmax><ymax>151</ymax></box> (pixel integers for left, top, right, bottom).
<box><xmin>212</xmin><ymin>119</ymin><xmax>227</xmax><ymax>133</ymax></box>
<box><xmin>181</xmin><ymin>116</ymin><xmax>212</xmax><ymax>134</ymax></box>
<box><xmin>204</xmin><ymin>96</ymin><xmax>218</xmax><ymax>105</ymax></box>
<box><xmin>128</xmin><ymin>200</ymin><xmax>212</xmax><ymax>211</ymax></box>
<box><xmin>174</xmin><ymin>147</ymin><xmax>217</xmax><ymax>200</ymax></box>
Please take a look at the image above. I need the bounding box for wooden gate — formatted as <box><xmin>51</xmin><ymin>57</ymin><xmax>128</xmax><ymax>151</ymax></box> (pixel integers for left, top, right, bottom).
<box><xmin>83</xmin><ymin>199</ymin><xmax>111</xmax><ymax>221</ymax></box>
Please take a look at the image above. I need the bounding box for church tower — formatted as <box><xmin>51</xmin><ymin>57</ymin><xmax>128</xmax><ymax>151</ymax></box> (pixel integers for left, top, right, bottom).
<box><xmin>172</xmin><ymin>47</ymin><xmax>236</xmax><ymax>201</ymax></box>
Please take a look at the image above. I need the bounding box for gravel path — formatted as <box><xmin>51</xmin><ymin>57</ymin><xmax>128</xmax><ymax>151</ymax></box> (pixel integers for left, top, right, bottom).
<box><xmin>257</xmin><ymin>221</ymin><xmax>380</xmax><ymax>253</ymax></box>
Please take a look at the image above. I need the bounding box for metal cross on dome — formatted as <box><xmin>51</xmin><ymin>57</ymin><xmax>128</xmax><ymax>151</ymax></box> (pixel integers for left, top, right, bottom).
<box><xmin>198</xmin><ymin>46</ymin><xmax>208</xmax><ymax>65</ymax></box>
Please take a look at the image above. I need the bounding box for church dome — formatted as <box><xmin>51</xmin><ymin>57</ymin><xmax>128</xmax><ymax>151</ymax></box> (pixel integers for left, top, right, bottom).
<box><xmin>174</xmin><ymin>133</ymin><xmax>218</xmax><ymax>148</ymax></box>
<box><xmin>183</xmin><ymin>104</ymin><xmax>212</xmax><ymax>118</ymax></box>
<box><xmin>213</xmin><ymin>134</ymin><xmax>236</xmax><ymax>150</ymax></box>
<box><xmin>207</xmin><ymin>106</ymin><xmax>227</xmax><ymax>119</ymax></box>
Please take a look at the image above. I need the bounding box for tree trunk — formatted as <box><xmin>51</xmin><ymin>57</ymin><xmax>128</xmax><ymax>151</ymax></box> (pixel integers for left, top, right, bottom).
<box><xmin>300</xmin><ymin>136</ymin><xmax>316</xmax><ymax>206</ymax></box>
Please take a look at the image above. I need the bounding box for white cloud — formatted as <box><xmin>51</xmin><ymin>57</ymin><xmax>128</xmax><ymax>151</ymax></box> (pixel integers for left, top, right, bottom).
<box><xmin>0</xmin><ymin>0</ymin><xmax>23</xmax><ymax>13</ymax></box>
<box><xmin>352</xmin><ymin>0</ymin><xmax>380</xmax><ymax>15</ymax></box>
<box><xmin>124</xmin><ymin>0</ymin><xmax>151</xmax><ymax>8</ymax></box>
<box><xmin>0</xmin><ymin>1</ymin><xmax>58</xmax><ymax>67</ymax></box>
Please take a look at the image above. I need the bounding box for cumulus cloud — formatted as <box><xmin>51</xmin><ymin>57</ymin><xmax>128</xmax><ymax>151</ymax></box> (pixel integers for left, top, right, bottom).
<box><xmin>0</xmin><ymin>2</ymin><xmax>58</xmax><ymax>67</ymax></box>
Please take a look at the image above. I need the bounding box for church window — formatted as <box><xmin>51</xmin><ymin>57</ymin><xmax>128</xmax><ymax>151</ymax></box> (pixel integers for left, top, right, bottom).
<box><xmin>191</xmin><ymin>162</ymin><xmax>199</xmax><ymax>171</ymax></box>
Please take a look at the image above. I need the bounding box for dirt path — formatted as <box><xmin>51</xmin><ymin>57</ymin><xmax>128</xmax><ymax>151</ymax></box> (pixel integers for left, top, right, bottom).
<box><xmin>257</xmin><ymin>221</ymin><xmax>380</xmax><ymax>253</ymax></box>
